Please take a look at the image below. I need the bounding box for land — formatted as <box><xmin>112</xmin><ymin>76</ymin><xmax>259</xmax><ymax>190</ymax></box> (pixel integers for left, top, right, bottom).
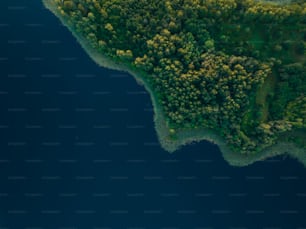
<box><xmin>43</xmin><ymin>0</ymin><xmax>306</xmax><ymax>166</ymax></box>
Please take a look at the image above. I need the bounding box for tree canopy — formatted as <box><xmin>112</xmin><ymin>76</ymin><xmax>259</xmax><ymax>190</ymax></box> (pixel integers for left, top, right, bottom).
<box><xmin>51</xmin><ymin>0</ymin><xmax>305</xmax><ymax>154</ymax></box>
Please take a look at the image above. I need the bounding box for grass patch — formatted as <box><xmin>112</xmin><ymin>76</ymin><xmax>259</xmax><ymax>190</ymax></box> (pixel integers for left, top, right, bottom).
<box><xmin>255</xmin><ymin>70</ymin><xmax>277</xmax><ymax>122</ymax></box>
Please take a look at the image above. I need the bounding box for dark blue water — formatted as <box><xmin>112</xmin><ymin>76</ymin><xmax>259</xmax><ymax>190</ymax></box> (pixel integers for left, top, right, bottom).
<box><xmin>0</xmin><ymin>1</ymin><xmax>306</xmax><ymax>229</ymax></box>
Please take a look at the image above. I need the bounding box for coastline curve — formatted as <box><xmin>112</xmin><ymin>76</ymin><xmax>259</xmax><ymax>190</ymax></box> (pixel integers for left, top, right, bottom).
<box><xmin>42</xmin><ymin>0</ymin><xmax>306</xmax><ymax>167</ymax></box>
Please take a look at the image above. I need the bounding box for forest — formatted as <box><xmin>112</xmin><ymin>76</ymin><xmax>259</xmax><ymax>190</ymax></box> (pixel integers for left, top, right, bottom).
<box><xmin>51</xmin><ymin>0</ymin><xmax>305</xmax><ymax>154</ymax></box>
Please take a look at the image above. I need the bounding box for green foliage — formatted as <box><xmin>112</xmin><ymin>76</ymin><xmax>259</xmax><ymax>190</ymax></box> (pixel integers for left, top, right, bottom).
<box><xmin>53</xmin><ymin>0</ymin><xmax>306</xmax><ymax>154</ymax></box>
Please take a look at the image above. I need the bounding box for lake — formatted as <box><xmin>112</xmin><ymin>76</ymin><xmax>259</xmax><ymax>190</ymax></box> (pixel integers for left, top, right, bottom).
<box><xmin>0</xmin><ymin>1</ymin><xmax>305</xmax><ymax>228</ymax></box>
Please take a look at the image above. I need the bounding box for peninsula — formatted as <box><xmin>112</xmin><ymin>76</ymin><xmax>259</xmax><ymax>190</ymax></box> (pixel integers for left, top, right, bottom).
<box><xmin>43</xmin><ymin>0</ymin><xmax>306</xmax><ymax>166</ymax></box>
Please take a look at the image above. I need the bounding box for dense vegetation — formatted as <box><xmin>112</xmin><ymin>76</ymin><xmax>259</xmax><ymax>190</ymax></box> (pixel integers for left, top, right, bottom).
<box><xmin>51</xmin><ymin>0</ymin><xmax>305</xmax><ymax>154</ymax></box>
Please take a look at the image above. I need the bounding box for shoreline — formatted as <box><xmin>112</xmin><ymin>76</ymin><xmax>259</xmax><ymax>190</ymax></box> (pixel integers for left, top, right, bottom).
<box><xmin>42</xmin><ymin>0</ymin><xmax>306</xmax><ymax>167</ymax></box>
